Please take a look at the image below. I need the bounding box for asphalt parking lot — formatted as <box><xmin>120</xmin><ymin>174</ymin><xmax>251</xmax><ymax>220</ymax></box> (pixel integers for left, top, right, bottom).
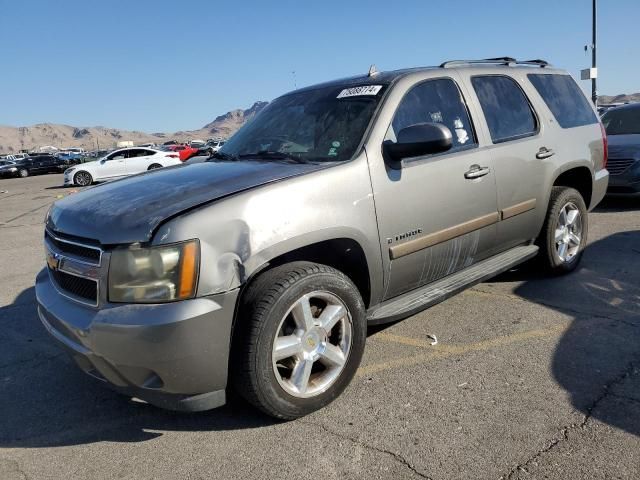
<box><xmin>1</xmin><ymin>173</ymin><xmax>639</xmax><ymax>480</ymax></box>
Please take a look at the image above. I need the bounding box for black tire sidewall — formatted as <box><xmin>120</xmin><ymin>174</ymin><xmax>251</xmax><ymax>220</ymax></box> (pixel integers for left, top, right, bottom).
<box><xmin>241</xmin><ymin>265</ymin><xmax>366</xmax><ymax>419</ymax></box>
<box><xmin>543</xmin><ymin>187</ymin><xmax>588</xmax><ymax>273</ymax></box>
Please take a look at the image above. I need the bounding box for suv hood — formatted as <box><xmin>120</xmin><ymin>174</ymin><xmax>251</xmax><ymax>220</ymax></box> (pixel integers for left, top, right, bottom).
<box><xmin>48</xmin><ymin>161</ymin><xmax>329</xmax><ymax>244</ymax></box>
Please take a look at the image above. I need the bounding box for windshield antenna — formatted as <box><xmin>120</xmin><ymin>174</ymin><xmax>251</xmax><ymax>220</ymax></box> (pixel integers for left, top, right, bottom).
<box><xmin>368</xmin><ymin>64</ymin><xmax>379</xmax><ymax>77</ymax></box>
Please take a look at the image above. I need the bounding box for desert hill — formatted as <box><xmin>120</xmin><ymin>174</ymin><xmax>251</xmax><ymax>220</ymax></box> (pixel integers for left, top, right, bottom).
<box><xmin>0</xmin><ymin>101</ymin><xmax>268</xmax><ymax>153</ymax></box>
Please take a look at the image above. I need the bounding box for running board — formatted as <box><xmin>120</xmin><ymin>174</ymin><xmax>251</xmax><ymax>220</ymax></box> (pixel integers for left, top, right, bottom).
<box><xmin>367</xmin><ymin>245</ymin><xmax>539</xmax><ymax>325</ymax></box>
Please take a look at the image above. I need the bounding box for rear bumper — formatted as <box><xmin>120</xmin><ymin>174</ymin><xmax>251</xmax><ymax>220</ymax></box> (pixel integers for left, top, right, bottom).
<box><xmin>35</xmin><ymin>268</ymin><xmax>239</xmax><ymax>411</ymax></box>
<box><xmin>590</xmin><ymin>168</ymin><xmax>610</xmax><ymax>210</ymax></box>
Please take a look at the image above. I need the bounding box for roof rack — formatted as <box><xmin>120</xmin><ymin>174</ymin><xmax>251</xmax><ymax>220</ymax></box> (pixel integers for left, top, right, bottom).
<box><xmin>440</xmin><ymin>57</ymin><xmax>550</xmax><ymax>68</ymax></box>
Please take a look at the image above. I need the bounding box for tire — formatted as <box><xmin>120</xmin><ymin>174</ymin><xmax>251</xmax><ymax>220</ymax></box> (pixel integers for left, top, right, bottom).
<box><xmin>147</xmin><ymin>163</ymin><xmax>162</xmax><ymax>170</ymax></box>
<box><xmin>18</xmin><ymin>168</ymin><xmax>29</xmax><ymax>178</ymax></box>
<box><xmin>536</xmin><ymin>186</ymin><xmax>588</xmax><ymax>274</ymax></box>
<box><xmin>73</xmin><ymin>171</ymin><xmax>93</xmax><ymax>186</ymax></box>
<box><xmin>231</xmin><ymin>261</ymin><xmax>366</xmax><ymax>420</ymax></box>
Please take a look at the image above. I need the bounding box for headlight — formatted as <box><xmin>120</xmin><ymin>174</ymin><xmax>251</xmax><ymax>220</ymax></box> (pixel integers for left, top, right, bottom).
<box><xmin>108</xmin><ymin>239</ymin><xmax>200</xmax><ymax>303</ymax></box>
<box><xmin>65</xmin><ymin>167</ymin><xmax>75</xmax><ymax>174</ymax></box>
<box><xmin>9</xmin><ymin>167</ymin><xmax>17</xmax><ymax>172</ymax></box>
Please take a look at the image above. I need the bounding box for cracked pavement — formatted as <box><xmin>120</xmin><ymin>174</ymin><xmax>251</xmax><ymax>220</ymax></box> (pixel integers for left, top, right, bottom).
<box><xmin>0</xmin><ymin>175</ymin><xmax>639</xmax><ymax>479</ymax></box>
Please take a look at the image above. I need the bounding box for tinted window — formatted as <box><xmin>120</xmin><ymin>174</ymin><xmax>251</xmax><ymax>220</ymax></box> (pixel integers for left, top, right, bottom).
<box><xmin>127</xmin><ymin>149</ymin><xmax>147</xmax><ymax>158</ymax></box>
<box><xmin>389</xmin><ymin>78</ymin><xmax>476</xmax><ymax>152</ymax></box>
<box><xmin>108</xmin><ymin>151</ymin><xmax>127</xmax><ymax>160</ymax></box>
<box><xmin>528</xmin><ymin>74</ymin><xmax>597</xmax><ymax>128</ymax></box>
<box><xmin>472</xmin><ymin>75</ymin><xmax>537</xmax><ymax>143</ymax></box>
<box><xmin>602</xmin><ymin>106</ymin><xmax>640</xmax><ymax>135</ymax></box>
<box><xmin>144</xmin><ymin>149</ymin><xmax>156</xmax><ymax>156</ymax></box>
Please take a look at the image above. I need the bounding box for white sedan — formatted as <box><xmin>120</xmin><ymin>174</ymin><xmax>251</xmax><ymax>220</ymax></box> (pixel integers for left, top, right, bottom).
<box><xmin>63</xmin><ymin>148</ymin><xmax>182</xmax><ymax>186</ymax></box>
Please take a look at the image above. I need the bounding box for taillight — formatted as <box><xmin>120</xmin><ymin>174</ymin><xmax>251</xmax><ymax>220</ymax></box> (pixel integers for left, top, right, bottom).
<box><xmin>167</xmin><ymin>154</ymin><xmax>179</xmax><ymax>159</ymax></box>
<box><xmin>599</xmin><ymin>122</ymin><xmax>608</xmax><ymax>169</ymax></box>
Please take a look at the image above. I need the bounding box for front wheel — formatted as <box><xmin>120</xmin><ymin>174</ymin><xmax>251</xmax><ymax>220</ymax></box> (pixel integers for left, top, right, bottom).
<box><xmin>537</xmin><ymin>186</ymin><xmax>588</xmax><ymax>274</ymax></box>
<box><xmin>18</xmin><ymin>168</ymin><xmax>29</xmax><ymax>178</ymax></box>
<box><xmin>232</xmin><ymin>262</ymin><xmax>366</xmax><ymax>419</ymax></box>
<box><xmin>73</xmin><ymin>171</ymin><xmax>93</xmax><ymax>186</ymax></box>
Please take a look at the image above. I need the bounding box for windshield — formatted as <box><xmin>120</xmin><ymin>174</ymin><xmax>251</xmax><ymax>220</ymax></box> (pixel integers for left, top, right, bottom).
<box><xmin>602</xmin><ymin>107</ymin><xmax>640</xmax><ymax>135</ymax></box>
<box><xmin>218</xmin><ymin>84</ymin><xmax>386</xmax><ymax>162</ymax></box>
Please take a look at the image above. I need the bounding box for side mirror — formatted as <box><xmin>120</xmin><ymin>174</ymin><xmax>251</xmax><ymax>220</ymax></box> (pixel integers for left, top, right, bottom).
<box><xmin>384</xmin><ymin>123</ymin><xmax>453</xmax><ymax>162</ymax></box>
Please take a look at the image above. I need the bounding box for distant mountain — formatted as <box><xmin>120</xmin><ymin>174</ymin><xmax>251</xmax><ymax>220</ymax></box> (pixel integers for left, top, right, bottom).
<box><xmin>0</xmin><ymin>101</ymin><xmax>268</xmax><ymax>153</ymax></box>
<box><xmin>599</xmin><ymin>93</ymin><xmax>640</xmax><ymax>104</ymax></box>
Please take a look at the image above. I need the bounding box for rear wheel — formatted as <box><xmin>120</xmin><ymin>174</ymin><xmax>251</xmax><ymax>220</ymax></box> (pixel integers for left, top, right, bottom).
<box><xmin>537</xmin><ymin>186</ymin><xmax>588</xmax><ymax>274</ymax></box>
<box><xmin>74</xmin><ymin>171</ymin><xmax>92</xmax><ymax>186</ymax></box>
<box><xmin>232</xmin><ymin>261</ymin><xmax>366</xmax><ymax>419</ymax></box>
<box><xmin>18</xmin><ymin>168</ymin><xmax>29</xmax><ymax>178</ymax></box>
<box><xmin>147</xmin><ymin>163</ymin><xmax>162</xmax><ymax>170</ymax></box>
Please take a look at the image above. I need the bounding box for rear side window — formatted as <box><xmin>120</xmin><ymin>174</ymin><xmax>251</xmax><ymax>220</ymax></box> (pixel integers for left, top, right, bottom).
<box><xmin>472</xmin><ymin>75</ymin><xmax>537</xmax><ymax>143</ymax></box>
<box><xmin>528</xmin><ymin>74</ymin><xmax>597</xmax><ymax>128</ymax></box>
<box><xmin>389</xmin><ymin>78</ymin><xmax>476</xmax><ymax>153</ymax></box>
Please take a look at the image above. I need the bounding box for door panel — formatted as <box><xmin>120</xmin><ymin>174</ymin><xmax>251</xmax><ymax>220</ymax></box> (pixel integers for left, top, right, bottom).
<box><xmin>374</xmin><ymin>150</ymin><xmax>498</xmax><ymax>299</ymax></box>
<box><xmin>125</xmin><ymin>149</ymin><xmax>152</xmax><ymax>174</ymax></box>
<box><xmin>465</xmin><ymin>74</ymin><xmax>550</xmax><ymax>251</ymax></box>
<box><xmin>368</xmin><ymin>76</ymin><xmax>499</xmax><ymax>300</ymax></box>
<box><xmin>98</xmin><ymin>151</ymin><xmax>127</xmax><ymax>179</ymax></box>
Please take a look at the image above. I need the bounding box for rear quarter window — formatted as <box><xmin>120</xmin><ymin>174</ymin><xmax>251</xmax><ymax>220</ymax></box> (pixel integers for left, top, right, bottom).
<box><xmin>528</xmin><ymin>74</ymin><xmax>598</xmax><ymax>128</ymax></box>
<box><xmin>471</xmin><ymin>75</ymin><xmax>538</xmax><ymax>144</ymax></box>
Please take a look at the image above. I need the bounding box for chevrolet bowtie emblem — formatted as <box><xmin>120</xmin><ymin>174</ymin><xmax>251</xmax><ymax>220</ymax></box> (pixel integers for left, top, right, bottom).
<box><xmin>46</xmin><ymin>251</ymin><xmax>60</xmax><ymax>271</ymax></box>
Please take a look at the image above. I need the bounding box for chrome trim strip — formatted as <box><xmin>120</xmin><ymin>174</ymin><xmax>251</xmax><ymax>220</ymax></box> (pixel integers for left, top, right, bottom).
<box><xmin>501</xmin><ymin>198</ymin><xmax>537</xmax><ymax>220</ymax></box>
<box><xmin>389</xmin><ymin>212</ymin><xmax>500</xmax><ymax>260</ymax></box>
<box><xmin>45</xmin><ymin>228</ymin><xmax>102</xmax><ymax>266</ymax></box>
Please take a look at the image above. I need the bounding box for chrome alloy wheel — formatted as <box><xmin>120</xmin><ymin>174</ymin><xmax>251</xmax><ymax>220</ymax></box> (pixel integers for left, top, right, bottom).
<box><xmin>555</xmin><ymin>202</ymin><xmax>583</xmax><ymax>262</ymax></box>
<box><xmin>272</xmin><ymin>291</ymin><xmax>352</xmax><ymax>398</ymax></box>
<box><xmin>74</xmin><ymin>171</ymin><xmax>92</xmax><ymax>186</ymax></box>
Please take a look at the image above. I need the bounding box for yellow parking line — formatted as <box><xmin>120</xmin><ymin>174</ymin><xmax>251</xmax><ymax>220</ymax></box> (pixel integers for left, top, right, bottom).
<box><xmin>358</xmin><ymin>323</ymin><xmax>568</xmax><ymax>377</ymax></box>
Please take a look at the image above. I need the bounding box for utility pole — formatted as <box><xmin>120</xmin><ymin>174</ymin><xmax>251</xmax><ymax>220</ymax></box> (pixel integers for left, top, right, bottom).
<box><xmin>591</xmin><ymin>0</ymin><xmax>597</xmax><ymax>106</ymax></box>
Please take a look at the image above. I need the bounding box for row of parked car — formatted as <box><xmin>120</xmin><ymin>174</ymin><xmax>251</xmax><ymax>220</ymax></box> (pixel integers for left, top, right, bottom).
<box><xmin>0</xmin><ymin>153</ymin><xmax>79</xmax><ymax>178</ymax></box>
<box><xmin>0</xmin><ymin>139</ymin><xmax>226</xmax><ymax>185</ymax></box>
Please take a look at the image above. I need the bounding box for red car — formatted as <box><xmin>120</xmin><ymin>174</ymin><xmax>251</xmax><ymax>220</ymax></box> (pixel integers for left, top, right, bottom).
<box><xmin>162</xmin><ymin>144</ymin><xmax>199</xmax><ymax>162</ymax></box>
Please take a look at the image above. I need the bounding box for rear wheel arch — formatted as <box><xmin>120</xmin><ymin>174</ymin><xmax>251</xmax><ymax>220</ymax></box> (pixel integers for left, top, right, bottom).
<box><xmin>551</xmin><ymin>167</ymin><xmax>593</xmax><ymax>209</ymax></box>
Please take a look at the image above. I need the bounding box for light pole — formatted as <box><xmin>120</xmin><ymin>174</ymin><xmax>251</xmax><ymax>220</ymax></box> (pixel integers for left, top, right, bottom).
<box><xmin>591</xmin><ymin>0</ymin><xmax>597</xmax><ymax>106</ymax></box>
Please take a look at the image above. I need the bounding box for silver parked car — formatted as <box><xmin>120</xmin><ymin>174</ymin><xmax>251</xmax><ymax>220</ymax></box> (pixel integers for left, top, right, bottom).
<box><xmin>37</xmin><ymin>57</ymin><xmax>608</xmax><ymax>419</ymax></box>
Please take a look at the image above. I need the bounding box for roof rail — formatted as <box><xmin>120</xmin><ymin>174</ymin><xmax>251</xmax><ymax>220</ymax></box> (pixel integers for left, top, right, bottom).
<box><xmin>440</xmin><ymin>57</ymin><xmax>550</xmax><ymax>68</ymax></box>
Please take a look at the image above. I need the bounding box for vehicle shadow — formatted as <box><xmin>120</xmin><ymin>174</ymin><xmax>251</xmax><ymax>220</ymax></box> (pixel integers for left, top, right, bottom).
<box><xmin>2</xmin><ymin>232</ymin><xmax>638</xmax><ymax>448</ymax></box>
<box><xmin>494</xmin><ymin>230</ymin><xmax>640</xmax><ymax>437</ymax></box>
<box><xmin>0</xmin><ymin>288</ymin><xmax>278</xmax><ymax>449</ymax></box>
<box><xmin>594</xmin><ymin>194</ymin><xmax>640</xmax><ymax>212</ymax></box>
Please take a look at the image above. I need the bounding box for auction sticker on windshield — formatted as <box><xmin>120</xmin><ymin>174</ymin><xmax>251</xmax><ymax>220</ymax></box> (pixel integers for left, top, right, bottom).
<box><xmin>337</xmin><ymin>85</ymin><xmax>383</xmax><ymax>98</ymax></box>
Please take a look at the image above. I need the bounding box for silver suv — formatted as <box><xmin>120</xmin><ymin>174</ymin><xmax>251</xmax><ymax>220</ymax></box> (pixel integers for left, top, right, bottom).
<box><xmin>37</xmin><ymin>57</ymin><xmax>609</xmax><ymax>419</ymax></box>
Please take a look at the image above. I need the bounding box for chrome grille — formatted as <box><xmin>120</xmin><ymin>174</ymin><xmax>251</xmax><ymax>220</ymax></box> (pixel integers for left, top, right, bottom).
<box><xmin>606</xmin><ymin>158</ymin><xmax>636</xmax><ymax>176</ymax></box>
<box><xmin>50</xmin><ymin>269</ymin><xmax>98</xmax><ymax>304</ymax></box>
<box><xmin>45</xmin><ymin>232</ymin><xmax>103</xmax><ymax>307</ymax></box>
<box><xmin>45</xmin><ymin>230</ymin><xmax>101</xmax><ymax>265</ymax></box>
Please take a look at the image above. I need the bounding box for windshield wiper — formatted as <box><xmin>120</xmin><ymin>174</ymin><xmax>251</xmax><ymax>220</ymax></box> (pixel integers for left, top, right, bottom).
<box><xmin>206</xmin><ymin>151</ymin><xmax>238</xmax><ymax>161</ymax></box>
<box><xmin>237</xmin><ymin>150</ymin><xmax>307</xmax><ymax>164</ymax></box>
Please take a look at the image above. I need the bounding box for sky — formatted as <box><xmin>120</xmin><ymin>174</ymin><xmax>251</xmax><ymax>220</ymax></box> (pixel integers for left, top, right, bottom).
<box><xmin>0</xmin><ymin>0</ymin><xmax>638</xmax><ymax>132</ymax></box>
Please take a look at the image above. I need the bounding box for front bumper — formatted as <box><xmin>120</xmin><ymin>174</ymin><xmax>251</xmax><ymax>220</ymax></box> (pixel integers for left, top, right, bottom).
<box><xmin>63</xmin><ymin>171</ymin><xmax>74</xmax><ymax>185</ymax></box>
<box><xmin>35</xmin><ymin>268</ymin><xmax>239</xmax><ymax>411</ymax></box>
<box><xmin>606</xmin><ymin>159</ymin><xmax>640</xmax><ymax>194</ymax></box>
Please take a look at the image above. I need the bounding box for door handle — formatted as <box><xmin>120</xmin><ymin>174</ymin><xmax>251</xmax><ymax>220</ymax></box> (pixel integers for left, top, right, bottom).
<box><xmin>536</xmin><ymin>147</ymin><xmax>555</xmax><ymax>159</ymax></box>
<box><xmin>464</xmin><ymin>164</ymin><xmax>491</xmax><ymax>179</ymax></box>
